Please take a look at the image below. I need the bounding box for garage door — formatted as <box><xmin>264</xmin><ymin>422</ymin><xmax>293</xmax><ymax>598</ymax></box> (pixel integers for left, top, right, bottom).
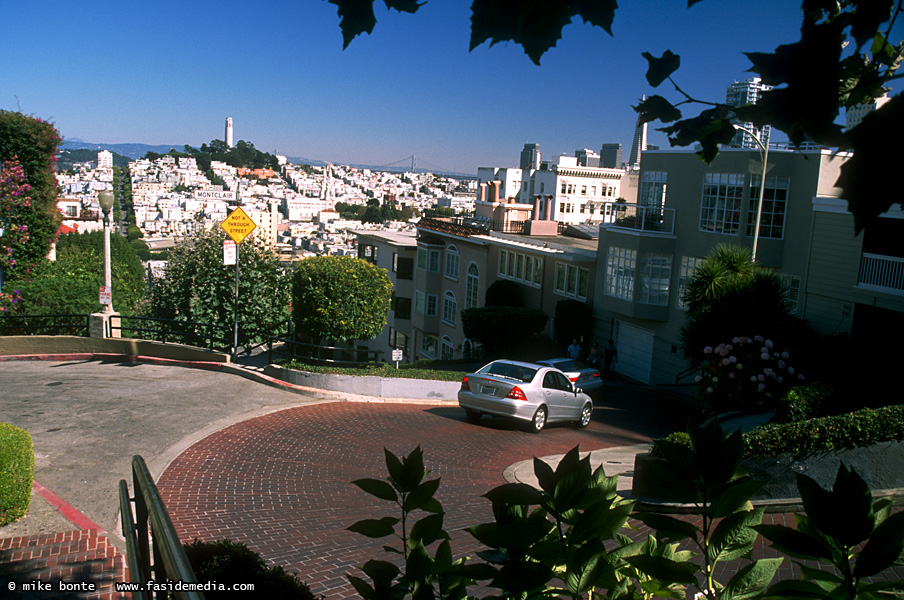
<box><xmin>614</xmin><ymin>322</ymin><xmax>654</xmax><ymax>384</ymax></box>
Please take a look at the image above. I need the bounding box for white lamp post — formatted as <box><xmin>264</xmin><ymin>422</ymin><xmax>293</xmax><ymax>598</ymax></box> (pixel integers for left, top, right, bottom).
<box><xmin>98</xmin><ymin>190</ymin><xmax>115</xmax><ymax>314</ymax></box>
<box><xmin>734</xmin><ymin>125</ymin><xmax>770</xmax><ymax>262</ymax></box>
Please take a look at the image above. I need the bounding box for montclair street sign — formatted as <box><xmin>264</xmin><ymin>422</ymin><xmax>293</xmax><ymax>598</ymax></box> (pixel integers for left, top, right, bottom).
<box><xmin>220</xmin><ymin>207</ymin><xmax>258</xmax><ymax>358</ymax></box>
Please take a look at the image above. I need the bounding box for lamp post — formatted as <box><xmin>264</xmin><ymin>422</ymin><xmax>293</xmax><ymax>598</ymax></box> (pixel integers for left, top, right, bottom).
<box><xmin>98</xmin><ymin>190</ymin><xmax>115</xmax><ymax>314</ymax></box>
<box><xmin>734</xmin><ymin>125</ymin><xmax>770</xmax><ymax>262</ymax></box>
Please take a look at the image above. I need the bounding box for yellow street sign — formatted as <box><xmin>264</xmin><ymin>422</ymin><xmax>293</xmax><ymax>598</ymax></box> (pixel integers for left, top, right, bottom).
<box><xmin>221</xmin><ymin>206</ymin><xmax>257</xmax><ymax>244</ymax></box>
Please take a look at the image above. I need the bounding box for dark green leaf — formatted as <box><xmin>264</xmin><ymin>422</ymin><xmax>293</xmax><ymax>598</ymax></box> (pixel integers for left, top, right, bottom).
<box><xmin>708</xmin><ymin>508</ymin><xmax>764</xmax><ymax>563</ymax></box>
<box><xmin>533</xmin><ymin>455</ymin><xmax>556</xmax><ymax>495</ymax></box>
<box><xmin>353</xmin><ymin>478</ymin><xmax>399</xmax><ymax>502</ymax></box>
<box><xmin>642</xmin><ymin>50</ymin><xmax>681</xmax><ymax>87</ymax></box>
<box><xmin>635</xmin><ymin>95</ymin><xmax>683</xmax><ymax>124</ymax></box>
<box><xmin>753</xmin><ymin>524</ymin><xmax>834</xmax><ymax>560</ymax></box>
<box><xmin>721</xmin><ymin>558</ymin><xmax>782</xmax><ymax>600</ymax></box>
<box><xmin>854</xmin><ymin>510</ymin><xmax>904</xmax><ymax>578</ymax></box>
<box><xmin>362</xmin><ymin>559</ymin><xmax>401</xmax><ymax>585</ymax></box>
<box><xmin>452</xmin><ymin>562</ymin><xmax>498</xmax><ymax>581</ymax></box>
<box><xmin>410</xmin><ymin>513</ymin><xmax>447</xmax><ymax>547</ymax></box>
<box><xmin>710</xmin><ymin>479</ymin><xmax>764</xmax><ymax>519</ymax></box>
<box><xmin>469</xmin><ymin>0</ymin><xmax>616</xmax><ymax>65</ymax></box>
<box><xmin>383</xmin><ymin>0</ymin><xmax>422</xmax><ymax>14</ymax></box>
<box><xmin>624</xmin><ymin>554</ymin><xmax>697</xmax><ymax>585</ymax></box>
<box><xmin>403</xmin><ymin>477</ymin><xmax>441</xmax><ymax>512</ymax></box>
<box><xmin>433</xmin><ymin>539</ymin><xmax>453</xmax><ymax>572</ymax></box>
<box><xmin>850</xmin><ymin>0</ymin><xmax>894</xmax><ymax>49</ymax></box>
<box><xmin>762</xmin><ymin>578</ymin><xmax>833</xmax><ymax>599</ymax></box>
<box><xmin>482</xmin><ymin>483</ymin><xmax>546</xmax><ymax>507</ymax></box>
<box><xmin>396</xmin><ymin>445</ymin><xmax>426</xmax><ymax>493</ymax></box>
<box><xmin>489</xmin><ymin>561</ymin><xmax>553</xmax><ymax>593</ymax></box>
<box><xmin>347</xmin><ymin>574</ymin><xmax>376</xmax><ymax>600</ymax></box>
<box><xmin>348</xmin><ymin>516</ymin><xmax>400</xmax><ymax>538</ymax></box>
<box><xmin>385</xmin><ymin>447</ymin><xmax>405</xmax><ymax>486</ymax></box>
<box><xmin>329</xmin><ymin>0</ymin><xmax>377</xmax><ymax>49</ymax></box>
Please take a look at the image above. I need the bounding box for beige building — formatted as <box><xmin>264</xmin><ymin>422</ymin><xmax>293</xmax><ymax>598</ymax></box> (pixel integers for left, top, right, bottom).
<box><xmin>591</xmin><ymin>147</ymin><xmax>904</xmax><ymax>385</ymax></box>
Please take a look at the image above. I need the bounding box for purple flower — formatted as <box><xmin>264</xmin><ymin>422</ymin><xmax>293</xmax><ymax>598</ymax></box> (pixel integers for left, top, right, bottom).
<box><xmin>758</xmin><ymin>383</ymin><xmax>767</xmax><ymax>391</ymax></box>
<box><xmin>704</xmin><ymin>346</ymin><xmax>713</xmax><ymax>354</ymax></box>
<box><xmin>765</xmin><ymin>339</ymin><xmax>774</xmax><ymax>349</ymax></box>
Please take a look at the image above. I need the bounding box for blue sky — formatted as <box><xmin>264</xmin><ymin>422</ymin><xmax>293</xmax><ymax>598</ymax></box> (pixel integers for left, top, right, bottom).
<box><xmin>1</xmin><ymin>1</ymin><xmax>888</xmax><ymax>174</ymax></box>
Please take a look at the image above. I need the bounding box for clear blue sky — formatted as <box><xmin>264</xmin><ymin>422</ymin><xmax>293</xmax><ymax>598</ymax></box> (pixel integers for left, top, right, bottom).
<box><xmin>0</xmin><ymin>1</ymin><xmax>886</xmax><ymax>175</ymax></box>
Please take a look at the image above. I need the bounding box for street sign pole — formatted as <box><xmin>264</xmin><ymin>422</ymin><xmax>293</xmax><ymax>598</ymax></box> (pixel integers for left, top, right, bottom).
<box><xmin>233</xmin><ymin>243</ymin><xmax>240</xmax><ymax>360</ymax></box>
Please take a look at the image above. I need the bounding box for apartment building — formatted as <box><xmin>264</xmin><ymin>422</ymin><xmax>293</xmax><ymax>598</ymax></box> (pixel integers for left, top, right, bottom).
<box><xmin>589</xmin><ymin>147</ymin><xmax>904</xmax><ymax>385</ymax></box>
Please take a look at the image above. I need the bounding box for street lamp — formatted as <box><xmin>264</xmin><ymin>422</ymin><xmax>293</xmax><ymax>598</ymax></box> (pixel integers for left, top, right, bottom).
<box><xmin>734</xmin><ymin>125</ymin><xmax>770</xmax><ymax>262</ymax></box>
<box><xmin>98</xmin><ymin>190</ymin><xmax>115</xmax><ymax>314</ymax></box>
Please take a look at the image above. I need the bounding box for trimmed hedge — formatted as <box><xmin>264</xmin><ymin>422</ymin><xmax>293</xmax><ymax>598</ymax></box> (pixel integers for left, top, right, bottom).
<box><xmin>183</xmin><ymin>538</ymin><xmax>319</xmax><ymax>599</ymax></box>
<box><xmin>652</xmin><ymin>404</ymin><xmax>904</xmax><ymax>459</ymax></box>
<box><xmin>0</xmin><ymin>423</ymin><xmax>34</xmax><ymax>526</ymax></box>
<box><xmin>772</xmin><ymin>384</ymin><xmax>832</xmax><ymax>423</ymax></box>
<box><xmin>744</xmin><ymin>404</ymin><xmax>904</xmax><ymax>457</ymax></box>
<box><xmin>283</xmin><ymin>360</ymin><xmax>468</xmax><ymax>382</ymax></box>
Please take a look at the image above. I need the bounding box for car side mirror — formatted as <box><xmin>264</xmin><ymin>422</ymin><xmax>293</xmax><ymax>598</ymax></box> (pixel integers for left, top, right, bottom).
<box><xmin>574</xmin><ymin>387</ymin><xmax>582</xmax><ymax>395</ymax></box>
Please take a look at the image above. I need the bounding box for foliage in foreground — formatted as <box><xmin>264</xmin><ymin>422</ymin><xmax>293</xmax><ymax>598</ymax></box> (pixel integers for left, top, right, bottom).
<box><xmin>348</xmin><ymin>421</ymin><xmax>904</xmax><ymax>600</ymax></box>
<box><xmin>0</xmin><ymin>423</ymin><xmax>34</xmax><ymax>526</ymax></box>
<box><xmin>182</xmin><ymin>538</ymin><xmax>319</xmax><ymax>599</ymax></box>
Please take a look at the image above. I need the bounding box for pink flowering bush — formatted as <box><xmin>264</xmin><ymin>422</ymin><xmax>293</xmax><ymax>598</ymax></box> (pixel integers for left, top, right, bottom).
<box><xmin>0</xmin><ymin>158</ymin><xmax>33</xmax><ymax>276</ymax></box>
<box><xmin>694</xmin><ymin>335</ymin><xmax>804</xmax><ymax>414</ymax></box>
<box><xmin>0</xmin><ymin>288</ymin><xmax>23</xmax><ymax>315</ymax></box>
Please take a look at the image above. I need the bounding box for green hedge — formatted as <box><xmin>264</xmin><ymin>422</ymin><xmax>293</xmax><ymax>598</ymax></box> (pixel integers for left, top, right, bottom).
<box><xmin>772</xmin><ymin>384</ymin><xmax>832</xmax><ymax>423</ymax></box>
<box><xmin>653</xmin><ymin>404</ymin><xmax>904</xmax><ymax>459</ymax></box>
<box><xmin>0</xmin><ymin>423</ymin><xmax>34</xmax><ymax>526</ymax></box>
<box><xmin>743</xmin><ymin>404</ymin><xmax>904</xmax><ymax>457</ymax></box>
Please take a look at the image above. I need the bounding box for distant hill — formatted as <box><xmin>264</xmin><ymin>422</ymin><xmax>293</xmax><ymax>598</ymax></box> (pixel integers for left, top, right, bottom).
<box><xmin>61</xmin><ymin>139</ymin><xmax>189</xmax><ymax>160</ymax></box>
<box><xmin>57</xmin><ymin>148</ymin><xmax>131</xmax><ymax>170</ymax></box>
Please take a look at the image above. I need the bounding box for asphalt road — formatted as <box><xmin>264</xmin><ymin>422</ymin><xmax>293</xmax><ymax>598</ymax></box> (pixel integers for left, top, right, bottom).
<box><xmin>0</xmin><ymin>358</ymin><xmax>324</xmax><ymax>537</ymax></box>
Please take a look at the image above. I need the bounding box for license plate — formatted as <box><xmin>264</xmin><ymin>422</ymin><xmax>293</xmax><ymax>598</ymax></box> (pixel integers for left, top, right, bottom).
<box><xmin>479</xmin><ymin>385</ymin><xmax>496</xmax><ymax>396</ymax></box>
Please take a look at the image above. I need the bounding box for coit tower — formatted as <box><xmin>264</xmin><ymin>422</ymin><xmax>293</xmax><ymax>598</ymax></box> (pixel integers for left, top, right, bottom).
<box><xmin>225</xmin><ymin>117</ymin><xmax>234</xmax><ymax>148</ymax></box>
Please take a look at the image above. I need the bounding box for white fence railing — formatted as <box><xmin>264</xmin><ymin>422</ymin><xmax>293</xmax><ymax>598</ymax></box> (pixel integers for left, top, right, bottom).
<box><xmin>858</xmin><ymin>253</ymin><xmax>904</xmax><ymax>295</ymax></box>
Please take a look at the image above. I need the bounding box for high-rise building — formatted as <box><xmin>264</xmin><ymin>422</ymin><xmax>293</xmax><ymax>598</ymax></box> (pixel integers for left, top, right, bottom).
<box><xmin>599</xmin><ymin>143</ymin><xmax>623</xmax><ymax>169</ymax></box>
<box><xmin>725</xmin><ymin>77</ymin><xmax>772</xmax><ymax>148</ymax></box>
<box><xmin>575</xmin><ymin>149</ymin><xmax>600</xmax><ymax>167</ymax></box>
<box><xmin>520</xmin><ymin>143</ymin><xmax>540</xmax><ymax>170</ymax></box>
<box><xmin>845</xmin><ymin>93</ymin><xmax>890</xmax><ymax>131</ymax></box>
<box><xmin>97</xmin><ymin>150</ymin><xmax>113</xmax><ymax>170</ymax></box>
<box><xmin>628</xmin><ymin>114</ymin><xmax>647</xmax><ymax>168</ymax></box>
<box><xmin>225</xmin><ymin>117</ymin><xmax>234</xmax><ymax>148</ymax></box>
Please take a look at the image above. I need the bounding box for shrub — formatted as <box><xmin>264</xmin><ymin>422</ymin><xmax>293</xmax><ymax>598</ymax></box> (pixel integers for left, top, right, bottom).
<box><xmin>182</xmin><ymin>538</ymin><xmax>319</xmax><ymax>599</ymax></box>
<box><xmin>0</xmin><ymin>423</ymin><xmax>34</xmax><ymax>526</ymax></box>
<box><xmin>772</xmin><ymin>383</ymin><xmax>833</xmax><ymax>423</ymax></box>
<box><xmin>743</xmin><ymin>404</ymin><xmax>904</xmax><ymax>457</ymax></box>
<box><xmin>484</xmin><ymin>279</ymin><xmax>524</xmax><ymax>307</ymax></box>
<box><xmin>292</xmin><ymin>256</ymin><xmax>391</xmax><ymax>343</ymax></box>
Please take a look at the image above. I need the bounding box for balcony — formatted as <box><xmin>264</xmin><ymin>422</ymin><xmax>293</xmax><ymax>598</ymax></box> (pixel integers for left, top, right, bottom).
<box><xmin>604</xmin><ymin>204</ymin><xmax>676</xmax><ymax>235</ymax></box>
<box><xmin>858</xmin><ymin>253</ymin><xmax>904</xmax><ymax>295</ymax></box>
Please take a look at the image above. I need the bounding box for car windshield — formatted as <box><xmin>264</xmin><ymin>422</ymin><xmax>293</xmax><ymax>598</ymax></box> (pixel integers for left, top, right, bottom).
<box><xmin>478</xmin><ymin>362</ymin><xmax>538</xmax><ymax>383</ymax></box>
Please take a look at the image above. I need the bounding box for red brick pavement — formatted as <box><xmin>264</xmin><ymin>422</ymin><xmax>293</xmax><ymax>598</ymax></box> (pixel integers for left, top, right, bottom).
<box><xmin>156</xmin><ymin>401</ymin><xmax>904</xmax><ymax>599</ymax></box>
<box><xmin>0</xmin><ymin>530</ymin><xmax>125</xmax><ymax>599</ymax></box>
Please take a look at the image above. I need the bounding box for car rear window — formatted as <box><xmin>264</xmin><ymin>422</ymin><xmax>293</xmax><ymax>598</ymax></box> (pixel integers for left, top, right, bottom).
<box><xmin>478</xmin><ymin>362</ymin><xmax>538</xmax><ymax>383</ymax></box>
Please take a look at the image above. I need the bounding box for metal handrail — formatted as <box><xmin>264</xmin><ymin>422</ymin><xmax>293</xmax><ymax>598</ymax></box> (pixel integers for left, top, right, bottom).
<box><xmin>269</xmin><ymin>335</ymin><xmax>385</xmax><ymax>367</ymax></box>
<box><xmin>112</xmin><ymin>316</ymin><xmax>231</xmax><ymax>351</ymax></box>
<box><xmin>0</xmin><ymin>313</ymin><xmax>90</xmax><ymax>336</ymax></box>
<box><xmin>119</xmin><ymin>455</ymin><xmax>204</xmax><ymax>600</ymax></box>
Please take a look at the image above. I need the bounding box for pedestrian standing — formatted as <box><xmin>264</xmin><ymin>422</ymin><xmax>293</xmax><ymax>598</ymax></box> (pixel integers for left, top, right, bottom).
<box><xmin>604</xmin><ymin>339</ymin><xmax>618</xmax><ymax>375</ymax></box>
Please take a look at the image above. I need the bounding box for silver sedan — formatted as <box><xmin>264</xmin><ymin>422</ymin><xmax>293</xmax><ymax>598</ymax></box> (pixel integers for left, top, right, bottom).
<box><xmin>537</xmin><ymin>358</ymin><xmax>604</xmax><ymax>393</ymax></box>
<box><xmin>458</xmin><ymin>359</ymin><xmax>594</xmax><ymax>433</ymax></box>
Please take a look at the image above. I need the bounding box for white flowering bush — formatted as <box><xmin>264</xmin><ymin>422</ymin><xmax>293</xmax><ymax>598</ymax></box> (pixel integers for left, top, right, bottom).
<box><xmin>695</xmin><ymin>335</ymin><xmax>804</xmax><ymax>414</ymax></box>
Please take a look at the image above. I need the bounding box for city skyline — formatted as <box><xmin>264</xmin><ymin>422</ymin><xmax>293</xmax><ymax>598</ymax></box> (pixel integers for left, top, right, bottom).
<box><xmin>3</xmin><ymin>1</ymin><xmax>897</xmax><ymax>174</ymax></box>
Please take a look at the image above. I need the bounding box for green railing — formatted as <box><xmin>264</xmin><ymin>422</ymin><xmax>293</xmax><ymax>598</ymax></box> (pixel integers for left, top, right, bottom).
<box><xmin>0</xmin><ymin>313</ymin><xmax>90</xmax><ymax>336</ymax></box>
<box><xmin>111</xmin><ymin>316</ymin><xmax>231</xmax><ymax>352</ymax></box>
<box><xmin>269</xmin><ymin>336</ymin><xmax>385</xmax><ymax>367</ymax></box>
<box><xmin>119</xmin><ymin>455</ymin><xmax>204</xmax><ymax>600</ymax></box>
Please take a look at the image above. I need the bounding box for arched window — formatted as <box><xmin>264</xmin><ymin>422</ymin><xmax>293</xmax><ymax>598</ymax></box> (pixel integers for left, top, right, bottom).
<box><xmin>442</xmin><ymin>290</ymin><xmax>457</xmax><ymax>326</ymax></box>
<box><xmin>465</xmin><ymin>263</ymin><xmax>479</xmax><ymax>309</ymax></box>
<box><xmin>445</xmin><ymin>245</ymin><xmax>460</xmax><ymax>279</ymax></box>
<box><xmin>441</xmin><ymin>336</ymin><xmax>455</xmax><ymax>361</ymax></box>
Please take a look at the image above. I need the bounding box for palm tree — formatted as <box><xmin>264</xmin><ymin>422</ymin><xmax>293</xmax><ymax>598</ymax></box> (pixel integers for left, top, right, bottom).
<box><xmin>680</xmin><ymin>244</ymin><xmax>800</xmax><ymax>366</ymax></box>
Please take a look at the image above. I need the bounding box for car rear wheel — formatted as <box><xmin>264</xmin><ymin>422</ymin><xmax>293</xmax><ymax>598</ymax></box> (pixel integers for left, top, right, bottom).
<box><xmin>531</xmin><ymin>406</ymin><xmax>547</xmax><ymax>433</ymax></box>
<box><xmin>464</xmin><ymin>408</ymin><xmax>482</xmax><ymax>423</ymax></box>
<box><xmin>579</xmin><ymin>403</ymin><xmax>593</xmax><ymax>428</ymax></box>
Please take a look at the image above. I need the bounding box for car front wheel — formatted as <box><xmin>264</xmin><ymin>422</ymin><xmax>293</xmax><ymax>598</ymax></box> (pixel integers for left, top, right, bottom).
<box><xmin>531</xmin><ymin>406</ymin><xmax>547</xmax><ymax>433</ymax></box>
<box><xmin>579</xmin><ymin>403</ymin><xmax>592</xmax><ymax>428</ymax></box>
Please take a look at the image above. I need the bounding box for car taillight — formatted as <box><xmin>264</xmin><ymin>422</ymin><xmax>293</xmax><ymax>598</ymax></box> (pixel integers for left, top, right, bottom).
<box><xmin>569</xmin><ymin>375</ymin><xmax>579</xmax><ymax>382</ymax></box>
<box><xmin>460</xmin><ymin>376</ymin><xmax>470</xmax><ymax>391</ymax></box>
<box><xmin>505</xmin><ymin>386</ymin><xmax>527</xmax><ymax>401</ymax></box>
